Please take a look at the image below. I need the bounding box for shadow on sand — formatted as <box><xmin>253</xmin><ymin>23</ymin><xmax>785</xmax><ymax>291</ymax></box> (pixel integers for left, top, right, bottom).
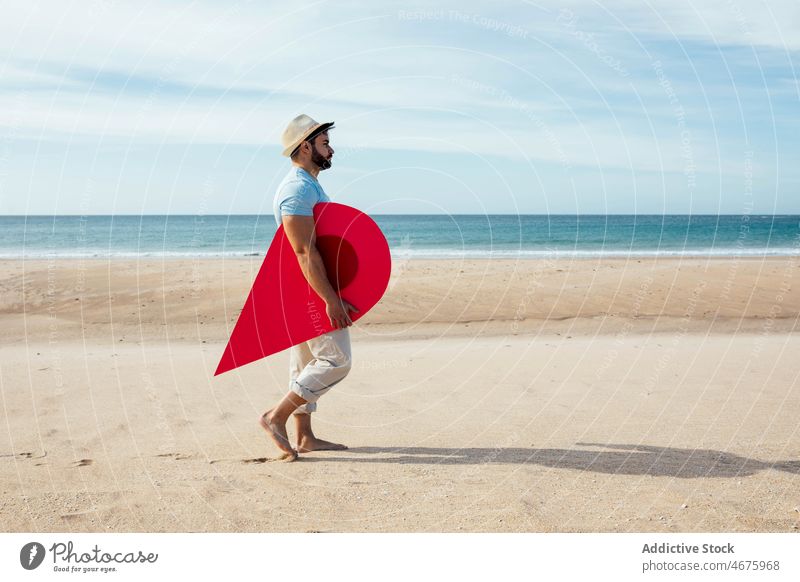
<box><xmin>300</xmin><ymin>443</ymin><xmax>800</xmax><ymax>478</ymax></box>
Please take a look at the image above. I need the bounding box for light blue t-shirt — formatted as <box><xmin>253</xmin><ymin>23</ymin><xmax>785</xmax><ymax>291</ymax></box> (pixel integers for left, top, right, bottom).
<box><xmin>272</xmin><ymin>166</ymin><xmax>330</xmax><ymax>226</ymax></box>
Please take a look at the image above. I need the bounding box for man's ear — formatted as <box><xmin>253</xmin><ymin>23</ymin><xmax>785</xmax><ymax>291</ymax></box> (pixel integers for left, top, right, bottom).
<box><xmin>291</xmin><ymin>141</ymin><xmax>307</xmax><ymax>161</ymax></box>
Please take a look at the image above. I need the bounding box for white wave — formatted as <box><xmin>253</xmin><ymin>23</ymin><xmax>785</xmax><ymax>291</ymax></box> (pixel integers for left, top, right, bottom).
<box><xmin>389</xmin><ymin>247</ymin><xmax>800</xmax><ymax>259</ymax></box>
<box><xmin>1</xmin><ymin>246</ymin><xmax>799</xmax><ymax>260</ymax></box>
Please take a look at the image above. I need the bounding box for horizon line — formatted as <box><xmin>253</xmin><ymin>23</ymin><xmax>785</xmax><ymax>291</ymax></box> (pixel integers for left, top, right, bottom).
<box><xmin>3</xmin><ymin>213</ymin><xmax>799</xmax><ymax>218</ymax></box>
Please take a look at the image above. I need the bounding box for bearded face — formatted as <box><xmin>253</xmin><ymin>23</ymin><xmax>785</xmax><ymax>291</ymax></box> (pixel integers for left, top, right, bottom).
<box><xmin>311</xmin><ymin>142</ymin><xmax>332</xmax><ymax>170</ymax></box>
<box><xmin>308</xmin><ymin>131</ymin><xmax>333</xmax><ymax>170</ymax></box>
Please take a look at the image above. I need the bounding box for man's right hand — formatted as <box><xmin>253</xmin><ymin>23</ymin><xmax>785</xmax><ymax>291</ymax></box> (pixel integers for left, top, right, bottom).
<box><xmin>326</xmin><ymin>298</ymin><xmax>359</xmax><ymax>329</ymax></box>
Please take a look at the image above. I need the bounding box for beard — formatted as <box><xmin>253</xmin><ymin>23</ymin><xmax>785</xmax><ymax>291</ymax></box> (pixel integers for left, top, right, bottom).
<box><xmin>311</xmin><ymin>144</ymin><xmax>332</xmax><ymax>170</ymax></box>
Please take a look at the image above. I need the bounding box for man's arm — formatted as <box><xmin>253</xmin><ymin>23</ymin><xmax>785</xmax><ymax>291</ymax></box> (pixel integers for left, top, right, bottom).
<box><xmin>282</xmin><ymin>214</ymin><xmax>358</xmax><ymax>329</ymax></box>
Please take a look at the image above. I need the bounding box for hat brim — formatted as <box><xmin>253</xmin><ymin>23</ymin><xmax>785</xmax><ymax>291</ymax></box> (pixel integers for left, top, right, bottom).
<box><xmin>281</xmin><ymin>121</ymin><xmax>335</xmax><ymax>157</ymax></box>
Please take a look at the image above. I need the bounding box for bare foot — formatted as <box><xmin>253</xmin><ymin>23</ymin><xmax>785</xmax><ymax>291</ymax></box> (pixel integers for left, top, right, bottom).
<box><xmin>259</xmin><ymin>411</ymin><xmax>298</xmax><ymax>462</ymax></box>
<box><xmin>297</xmin><ymin>436</ymin><xmax>348</xmax><ymax>453</ymax></box>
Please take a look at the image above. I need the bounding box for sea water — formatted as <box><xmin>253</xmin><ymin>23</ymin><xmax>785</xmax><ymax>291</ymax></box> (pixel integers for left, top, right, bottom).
<box><xmin>1</xmin><ymin>214</ymin><xmax>798</xmax><ymax>259</ymax></box>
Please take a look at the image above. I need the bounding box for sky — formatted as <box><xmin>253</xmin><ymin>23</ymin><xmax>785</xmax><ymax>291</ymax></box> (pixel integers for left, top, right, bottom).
<box><xmin>0</xmin><ymin>0</ymin><xmax>798</xmax><ymax>215</ymax></box>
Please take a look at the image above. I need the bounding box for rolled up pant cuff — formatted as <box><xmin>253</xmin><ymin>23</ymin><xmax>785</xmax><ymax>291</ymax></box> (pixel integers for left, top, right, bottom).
<box><xmin>293</xmin><ymin>402</ymin><xmax>317</xmax><ymax>415</ymax></box>
<box><xmin>291</xmin><ymin>383</ymin><xmax>318</xmax><ymax>414</ymax></box>
<box><xmin>291</xmin><ymin>380</ymin><xmax>321</xmax><ymax>403</ymax></box>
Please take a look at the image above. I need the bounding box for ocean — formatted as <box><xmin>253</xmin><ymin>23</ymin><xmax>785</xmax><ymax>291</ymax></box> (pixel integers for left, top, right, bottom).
<box><xmin>1</xmin><ymin>214</ymin><xmax>798</xmax><ymax>259</ymax></box>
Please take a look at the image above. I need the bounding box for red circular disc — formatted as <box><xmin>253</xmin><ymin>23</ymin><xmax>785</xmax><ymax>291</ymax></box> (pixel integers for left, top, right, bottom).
<box><xmin>216</xmin><ymin>202</ymin><xmax>391</xmax><ymax>375</ymax></box>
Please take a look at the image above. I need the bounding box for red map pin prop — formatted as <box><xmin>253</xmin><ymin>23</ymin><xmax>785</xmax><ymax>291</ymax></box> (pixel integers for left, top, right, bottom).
<box><xmin>215</xmin><ymin>202</ymin><xmax>391</xmax><ymax>376</ymax></box>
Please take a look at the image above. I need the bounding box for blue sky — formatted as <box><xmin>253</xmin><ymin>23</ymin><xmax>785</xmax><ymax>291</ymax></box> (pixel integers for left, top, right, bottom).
<box><xmin>1</xmin><ymin>0</ymin><xmax>797</xmax><ymax>215</ymax></box>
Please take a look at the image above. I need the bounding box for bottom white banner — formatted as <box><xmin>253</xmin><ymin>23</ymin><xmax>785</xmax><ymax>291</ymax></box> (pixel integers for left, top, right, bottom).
<box><xmin>1</xmin><ymin>533</ymin><xmax>797</xmax><ymax>581</ymax></box>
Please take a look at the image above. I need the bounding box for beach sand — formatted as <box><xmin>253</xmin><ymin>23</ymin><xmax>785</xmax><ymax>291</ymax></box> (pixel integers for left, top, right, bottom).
<box><xmin>1</xmin><ymin>256</ymin><xmax>799</xmax><ymax>532</ymax></box>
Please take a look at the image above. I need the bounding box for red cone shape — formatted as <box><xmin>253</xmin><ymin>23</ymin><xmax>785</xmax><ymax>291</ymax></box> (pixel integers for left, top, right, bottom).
<box><xmin>215</xmin><ymin>202</ymin><xmax>391</xmax><ymax>375</ymax></box>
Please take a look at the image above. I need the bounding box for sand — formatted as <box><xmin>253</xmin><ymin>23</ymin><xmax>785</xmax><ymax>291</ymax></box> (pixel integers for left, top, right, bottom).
<box><xmin>1</xmin><ymin>256</ymin><xmax>799</xmax><ymax>532</ymax></box>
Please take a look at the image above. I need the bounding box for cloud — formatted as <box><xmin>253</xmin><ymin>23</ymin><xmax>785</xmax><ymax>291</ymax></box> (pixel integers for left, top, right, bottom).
<box><xmin>1</xmin><ymin>0</ymin><xmax>796</xmax><ymax>214</ymax></box>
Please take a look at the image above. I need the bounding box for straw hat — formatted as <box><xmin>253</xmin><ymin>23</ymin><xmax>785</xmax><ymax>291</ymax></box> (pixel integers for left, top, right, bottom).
<box><xmin>281</xmin><ymin>114</ymin><xmax>335</xmax><ymax>157</ymax></box>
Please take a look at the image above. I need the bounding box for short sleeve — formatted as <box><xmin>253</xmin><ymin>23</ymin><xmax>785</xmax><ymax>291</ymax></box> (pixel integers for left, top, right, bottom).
<box><xmin>279</xmin><ymin>180</ymin><xmax>315</xmax><ymax>217</ymax></box>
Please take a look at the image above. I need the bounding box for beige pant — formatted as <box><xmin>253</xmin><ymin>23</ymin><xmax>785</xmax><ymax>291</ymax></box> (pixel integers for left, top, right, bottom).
<box><xmin>289</xmin><ymin>327</ymin><xmax>351</xmax><ymax>414</ymax></box>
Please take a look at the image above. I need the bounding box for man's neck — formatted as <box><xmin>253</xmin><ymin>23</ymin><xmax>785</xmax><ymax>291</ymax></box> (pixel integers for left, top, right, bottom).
<box><xmin>292</xmin><ymin>161</ymin><xmax>320</xmax><ymax>180</ymax></box>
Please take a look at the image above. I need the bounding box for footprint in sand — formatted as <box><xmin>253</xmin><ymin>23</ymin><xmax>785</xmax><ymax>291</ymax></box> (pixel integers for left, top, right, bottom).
<box><xmin>154</xmin><ymin>452</ymin><xmax>193</xmax><ymax>460</ymax></box>
<box><xmin>209</xmin><ymin>456</ymin><xmax>294</xmax><ymax>464</ymax></box>
<box><xmin>0</xmin><ymin>451</ymin><xmax>47</xmax><ymax>460</ymax></box>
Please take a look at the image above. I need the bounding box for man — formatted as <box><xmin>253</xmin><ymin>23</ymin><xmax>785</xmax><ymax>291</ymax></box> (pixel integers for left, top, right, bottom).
<box><xmin>259</xmin><ymin>114</ymin><xmax>358</xmax><ymax>462</ymax></box>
